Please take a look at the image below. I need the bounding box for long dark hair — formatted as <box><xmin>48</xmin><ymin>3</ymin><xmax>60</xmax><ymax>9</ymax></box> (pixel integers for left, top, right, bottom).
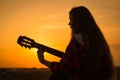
<box><xmin>70</xmin><ymin>6</ymin><xmax>114</xmax><ymax>80</ymax></box>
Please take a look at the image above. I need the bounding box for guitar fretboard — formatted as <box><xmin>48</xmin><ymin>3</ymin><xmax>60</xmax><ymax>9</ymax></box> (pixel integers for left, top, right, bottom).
<box><xmin>35</xmin><ymin>43</ymin><xmax>65</xmax><ymax>58</ymax></box>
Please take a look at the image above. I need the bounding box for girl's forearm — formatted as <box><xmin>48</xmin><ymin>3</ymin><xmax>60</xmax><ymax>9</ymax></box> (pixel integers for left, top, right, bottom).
<box><xmin>40</xmin><ymin>59</ymin><xmax>51</xmax><ymax>67</ymax></box>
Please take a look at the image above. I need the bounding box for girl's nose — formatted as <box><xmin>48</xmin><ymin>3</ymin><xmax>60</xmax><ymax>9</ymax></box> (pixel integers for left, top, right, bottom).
<box><xmin>68</xmin><ymin>22</ymin><xmax>70</xmax><ymax>25</ymax></box>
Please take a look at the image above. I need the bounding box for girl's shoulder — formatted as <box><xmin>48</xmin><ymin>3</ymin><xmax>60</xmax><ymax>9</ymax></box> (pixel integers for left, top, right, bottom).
<box><xmin>72</xmin><ymin>33</ymin><xmax>85</xmax><ymax>46</ymax></box>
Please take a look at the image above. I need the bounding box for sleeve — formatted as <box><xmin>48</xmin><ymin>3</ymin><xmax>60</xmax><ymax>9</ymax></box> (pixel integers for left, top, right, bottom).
<box><xmin>49</xmin><ymin>38</ymin><xmax>74</xmax><ymax>73</ymax></box>
<box><xmin>49</xmin><ymin>37</ymin><xmax>89</xmax><ymax>75</ymax></box>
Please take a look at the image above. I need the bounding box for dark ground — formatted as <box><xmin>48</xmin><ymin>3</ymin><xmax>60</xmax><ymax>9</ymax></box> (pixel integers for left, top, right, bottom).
<box><xmin>0</xmin><ymin>67</ymin><xmax>120</xmax><ymax>80</ymax></box>
<box><xmin>0</xmin><ymin>68</ymin><xmax>51</xmax><ymax>80</ymax></box>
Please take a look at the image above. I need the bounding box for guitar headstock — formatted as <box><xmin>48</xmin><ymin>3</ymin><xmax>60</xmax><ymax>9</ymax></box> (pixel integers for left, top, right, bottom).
<box><xmin>17</xmin><ymin>36</ymin><xmax>35</xmax><ymax>49</ymax></box>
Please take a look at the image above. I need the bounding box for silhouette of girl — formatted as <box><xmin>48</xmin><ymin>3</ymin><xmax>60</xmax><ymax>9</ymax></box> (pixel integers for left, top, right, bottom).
<box><xmin>37</xmin><ymin>6</ymin><xmax>114</xmax><ymax>80</ymax></box>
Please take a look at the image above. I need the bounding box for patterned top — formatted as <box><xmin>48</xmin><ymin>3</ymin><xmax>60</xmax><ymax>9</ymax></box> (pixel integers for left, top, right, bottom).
<box><xmin>49</xmin><ymin>35</ymin><xmax>91</xmax><ymax>80</ymax></box>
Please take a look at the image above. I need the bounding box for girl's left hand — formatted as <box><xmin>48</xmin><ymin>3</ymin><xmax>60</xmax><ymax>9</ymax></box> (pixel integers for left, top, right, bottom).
<box><xmin>37</xmin><ymin>47</ymin><xmax>44</xmax><ymax>61</ymax></box>
<box><xmin>37</xmin><ymin>47</ymin><xmax>51</xmax><ymax>67</ymax></box>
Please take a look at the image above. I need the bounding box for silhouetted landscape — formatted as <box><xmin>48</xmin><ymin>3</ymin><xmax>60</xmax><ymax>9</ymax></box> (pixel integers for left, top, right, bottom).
<box><xmin>0</xmin><ymin>67</ymin><xmax>120</xmax><ymax>80</ymax></box>
<box><xmin>0</xmin><ymin>68</ymin><xmax>51</xmax><ymax>80</ymax></box>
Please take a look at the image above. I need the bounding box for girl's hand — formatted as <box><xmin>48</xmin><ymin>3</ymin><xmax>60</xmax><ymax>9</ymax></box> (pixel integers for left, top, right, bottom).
<box><xmin>37</xmin><ymin>47</ymin><xmax>51</xmax><ymax>67</ymax></box>
<box><xmin>37</xmin><ymin>47</ymin><xmax>44</xmax><ymax>61</ymax></box>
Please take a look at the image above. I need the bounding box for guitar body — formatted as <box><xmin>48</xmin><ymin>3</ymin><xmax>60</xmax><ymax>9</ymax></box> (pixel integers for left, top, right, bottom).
<box><xmin>48</xmin><ymin>71</ymin><xmax>73</xmax><ymax>80</ymax></box>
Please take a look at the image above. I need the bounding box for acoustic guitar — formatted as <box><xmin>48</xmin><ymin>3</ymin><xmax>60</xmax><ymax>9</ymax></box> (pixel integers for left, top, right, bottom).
<box><xmin>17</xmin><ymin>36</ymin><xmax>74</xmax><ymax>79</ymax></box>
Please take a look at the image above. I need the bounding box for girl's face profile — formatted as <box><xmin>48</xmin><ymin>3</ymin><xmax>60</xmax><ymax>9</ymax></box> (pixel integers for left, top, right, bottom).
<box><xmin>68</xmin><ymin>14</ymin><xmax>73</xmax><ymax>28</ymax></box>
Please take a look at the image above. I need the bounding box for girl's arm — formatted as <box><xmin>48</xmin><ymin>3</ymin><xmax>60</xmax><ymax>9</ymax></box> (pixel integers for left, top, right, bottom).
<box><xmin>37</xmin><ymin>48</ymin><xmax>51</xmax><ymax>67</ymax></box>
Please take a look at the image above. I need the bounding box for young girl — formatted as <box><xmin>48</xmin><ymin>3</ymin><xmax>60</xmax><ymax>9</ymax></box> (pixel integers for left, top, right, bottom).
<box><xmin>37</xmin><ymin>6</ymin><xmax>114</xmax><ymax>80</ymax></box>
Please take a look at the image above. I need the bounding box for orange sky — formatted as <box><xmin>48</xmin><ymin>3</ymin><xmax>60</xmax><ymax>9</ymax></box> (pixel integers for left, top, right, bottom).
<box><xmin>0</xmin><ymin>0</ymin><xmax>120</xmax><ymax>68</ymax></box>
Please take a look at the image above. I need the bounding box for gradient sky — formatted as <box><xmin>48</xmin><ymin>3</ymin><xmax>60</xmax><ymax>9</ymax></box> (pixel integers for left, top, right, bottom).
<box><xmin>0</xmin><ymin>0</ymin><xmax>120</xmax><ymax>68</ymax></box>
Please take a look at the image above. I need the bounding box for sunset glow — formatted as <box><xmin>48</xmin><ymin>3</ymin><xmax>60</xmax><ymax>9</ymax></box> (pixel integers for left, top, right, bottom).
<box><xmin>0</xmin><ymin>0</ymin><xmax>120</xmax><ymax>68</ymax></box>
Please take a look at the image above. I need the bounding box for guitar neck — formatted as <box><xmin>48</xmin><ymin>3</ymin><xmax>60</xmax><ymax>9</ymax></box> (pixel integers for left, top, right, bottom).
<box><xmin>35</xmin><ymin>43</ymin><xmax>64</xmax><ymax>58</ymax></box>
